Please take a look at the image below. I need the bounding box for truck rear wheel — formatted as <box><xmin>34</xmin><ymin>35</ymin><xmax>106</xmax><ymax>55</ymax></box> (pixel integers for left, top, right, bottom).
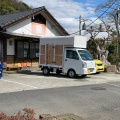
<box><xmin>67</xmin><ymin>69</ymin><xmax>76</xmax><ymax>78</ymax></box>
<box><xmin>43</xmin><ymin>67</ymin><xmax>50</xmax><ymax>75</ymax></box>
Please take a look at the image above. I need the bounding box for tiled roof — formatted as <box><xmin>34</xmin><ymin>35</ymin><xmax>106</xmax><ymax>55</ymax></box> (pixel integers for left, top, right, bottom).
<box><xmin>0</xmin><ymin>6</ymin><xmax>68</xmax><ymax>35</ymax></box>
<box><xmin>0</xmin><ymin>6</ymin><xmax>45</xmax><ymax>28</ymax></box>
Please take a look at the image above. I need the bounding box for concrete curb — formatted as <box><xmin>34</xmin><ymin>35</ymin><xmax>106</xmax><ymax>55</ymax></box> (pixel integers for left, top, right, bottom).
<box><xmin>39</xmin><ymin>114</ymin><xmax>84</xmax><ymax>120</ymax></box>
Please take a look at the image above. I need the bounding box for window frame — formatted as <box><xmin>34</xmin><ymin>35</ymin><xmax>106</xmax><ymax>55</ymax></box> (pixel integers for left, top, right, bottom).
<box><xmin>15</xmin><ymin>40</ymin><xmax>39</xmax><ymax>59</ymax></box>
<box><xmin>66</xmin><ymin>50</ymin><xmax>79</xmax><ymax>60</ymax></box>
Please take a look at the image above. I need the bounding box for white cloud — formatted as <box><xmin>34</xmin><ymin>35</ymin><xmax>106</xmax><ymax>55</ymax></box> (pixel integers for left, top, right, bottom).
<box><xmin>22</xmin><ymin>0</ymin><xmax>102</xmax><ymax>36</ymax></box>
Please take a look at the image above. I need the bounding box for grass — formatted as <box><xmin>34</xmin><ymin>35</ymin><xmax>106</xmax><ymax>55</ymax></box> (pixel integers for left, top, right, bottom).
<box><xmin>8</xmin><ymin>71</ymin><xmax>17</xmax><ymax>74</ymax></box>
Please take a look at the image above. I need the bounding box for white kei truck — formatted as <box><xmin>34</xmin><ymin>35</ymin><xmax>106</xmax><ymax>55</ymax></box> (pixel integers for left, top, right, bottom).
<box><xmin>39</xmin><ymin>35</ymin><xmax>96</xmax><ymax>78</ymax></box>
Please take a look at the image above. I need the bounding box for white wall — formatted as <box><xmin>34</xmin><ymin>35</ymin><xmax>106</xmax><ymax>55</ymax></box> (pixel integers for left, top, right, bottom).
<box><xmin>7</xmin><ymin>19</ymin><xmax>32</xmax><ymax>35</ymax></box>
<box><xmin>7</xmin><ymin>18</ymin><xmax>61</xmax><ymax>37</ymax></box>
<box><xmin>7</xmin><ymin>38</ymin><xmax>15</xmax><ymax>55</ymax></box>
<box><xmin>46</xmin><ymin>20</ymin><xmax>60</xmax><ymax>36</ymax></box>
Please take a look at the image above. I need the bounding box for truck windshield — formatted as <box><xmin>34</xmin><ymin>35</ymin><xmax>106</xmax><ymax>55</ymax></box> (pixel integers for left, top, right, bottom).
<box><xmin>78</xmin><ymin>50</ymin><xmax>93</xmax><ymax>60</ymax></box>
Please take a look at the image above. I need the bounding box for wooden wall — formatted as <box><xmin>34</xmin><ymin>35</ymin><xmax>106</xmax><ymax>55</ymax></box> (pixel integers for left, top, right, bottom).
<box><xmin>7</xmin><ymin>55</ymin><xmax>38</xmax><ymax>67</ymax></box>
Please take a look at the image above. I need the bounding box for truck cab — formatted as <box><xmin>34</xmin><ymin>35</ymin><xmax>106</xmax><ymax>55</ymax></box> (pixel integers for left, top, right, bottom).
<box><xmin>63</xmin><ymin>47</ymin><xmax>96</xmax><ymax>77</ymax></box>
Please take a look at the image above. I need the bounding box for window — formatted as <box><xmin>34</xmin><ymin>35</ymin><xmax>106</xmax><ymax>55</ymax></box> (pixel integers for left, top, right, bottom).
<box><xmin>66</xmin><ymin>50</ymin><xmax>79</xmax><ymax>60</ymax></box>
<box><xmin>78</xmin><ymin>50</ymin><xmax>93</xmax><ymax>60</ymax></box>
<box><xmin>17</xmin><ymin>42</ymin><xmax>24</xmax><ymax>58</ymax></box>
<box><xmin>24</xmin><ymin>42</ymin><xmax>29</xmax><ymax>58</ymax></box>
<box><xmin>32</xmin><ymin>14</ymin><xmax>46</xmax><ymax>24</ymax></box>
<box><xmin>16</xmin><ymin>41</ymin><xmax>39</xmax><ymax>59</ymax></box>
<box><xmin>30</xmin><ymin>42</ymin><xmax>39</xmax><ymax>58</ymax></box>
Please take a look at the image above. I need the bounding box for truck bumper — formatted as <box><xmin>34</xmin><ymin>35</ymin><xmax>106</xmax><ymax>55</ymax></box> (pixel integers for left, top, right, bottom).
<box><xmin>82</xmin><ymin>68</ymin><xmax>96</xmax><ymax>74</ymax></box>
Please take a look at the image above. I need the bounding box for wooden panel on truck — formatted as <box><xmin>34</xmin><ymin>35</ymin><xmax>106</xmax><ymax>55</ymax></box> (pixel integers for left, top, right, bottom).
<box><xmin>40</xmin><ymin>45</ymin><xmax>45</xmax><ymax>64</ymax></box>
<box><xmin>40</xmin><ymin>55</ymin><xmax>45</xmax><ymax>64</ymax></box>
<box><xmin>55</xmin><ymin>45</ymin><xmax>63</xmax><ymax>65</ymax></box>
<box><xmin>46</xmin><ymin>45</ymin><xmax>54</xmax><ymax>64</ymax></box>
<box><xmin>55</xmin><ymin>55</ymin><xmax>62</xmax><ymax>65</ymax></box>
<box><xmin>41</xmin><ymin>45</ymin><xmax>45</xmax><ymax>54</ymax></box>
<box><xmin>55</xmin><ymin>45</ymin><xmax>63</xmax><ymax>54</ymax></box>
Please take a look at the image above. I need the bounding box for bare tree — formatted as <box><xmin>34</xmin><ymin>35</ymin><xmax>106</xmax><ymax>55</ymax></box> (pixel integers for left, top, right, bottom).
<box><xmin>95</xmin><ymin>0</ymin><xmax>120</xmax><ymax>57</ymax></box>
<box><xmin>86</xmin><ymin>24</ymin><xmax>111</xmax><ymax>65</ymax></box>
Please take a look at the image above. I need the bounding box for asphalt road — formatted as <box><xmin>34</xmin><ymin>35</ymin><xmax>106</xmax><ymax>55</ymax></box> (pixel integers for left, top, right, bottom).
<box><xmin>0</xmin><ymin>72</ymin><xmax>120</xmax><ymax>120</ymax></box>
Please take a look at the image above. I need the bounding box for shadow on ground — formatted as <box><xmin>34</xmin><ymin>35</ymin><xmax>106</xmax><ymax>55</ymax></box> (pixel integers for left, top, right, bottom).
<box><xmin>3</xmin><ymin>69</ymin><xmax>91</xmax><ymax>81</ymax></box>
<box><xmin>17</xmin><ymin>70</ymin><xmax>91</xmax><ymax>79</ymax></box>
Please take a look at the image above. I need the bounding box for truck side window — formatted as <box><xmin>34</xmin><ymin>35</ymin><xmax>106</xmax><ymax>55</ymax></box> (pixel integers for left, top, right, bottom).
<box><xmin>66</xmin><ymin>50</ymin><xmax>79</xmax><ymax>60</ymax></box>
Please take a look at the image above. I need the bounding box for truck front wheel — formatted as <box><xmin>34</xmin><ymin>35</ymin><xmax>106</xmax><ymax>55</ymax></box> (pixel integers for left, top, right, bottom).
<box><xmin>43</xmin><ymin>67</ymin><xmax>50</xmax><ymax>75</ymax></box>
<box><xmin>67</xmin><ymin>69</ymin><xmax>76</xmax><ymax>78</ymax></box>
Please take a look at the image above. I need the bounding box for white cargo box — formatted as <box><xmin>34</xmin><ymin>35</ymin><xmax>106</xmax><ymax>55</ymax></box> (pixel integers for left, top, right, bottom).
<box><xmin>39</xmin><ymin>35</ymin><xmax>87</xmax><ymax>66</ymax></box>
<box><xmin>40</xmin><ymin>35</ymin><xmax>87</xmax><ymax>48</ymax></box>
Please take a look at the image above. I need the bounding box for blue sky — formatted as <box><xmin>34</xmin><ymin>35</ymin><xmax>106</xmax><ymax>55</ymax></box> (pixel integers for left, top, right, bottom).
<box><xmin>75</xmin><ymin>0</ymin><xmax>105</xmax><ymax>5</ymax></box>
<box><xmin>22</xmin><ymin>0</ymin><xmax>106</xmax><ymax>36</ymax></box>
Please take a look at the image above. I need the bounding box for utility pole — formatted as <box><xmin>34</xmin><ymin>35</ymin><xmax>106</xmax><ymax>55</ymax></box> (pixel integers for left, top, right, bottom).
<box><xmin>79</xmin><ymin>15</ymin><xmax>88</xmax><ymax>35</ymax></box>
<box><xmin>79</xmin><ymin>15</ymin><xmax>82</xmax><ymax>35</ymax></box>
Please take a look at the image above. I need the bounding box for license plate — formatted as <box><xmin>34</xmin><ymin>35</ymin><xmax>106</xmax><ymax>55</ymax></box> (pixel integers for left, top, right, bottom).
<box><xmin>99</xmin><ymin>66</ymin><xmax>102</xmax><ymax>69</ymax></box>
<box><xmin>88</xmin><ymin>68</ymin><xmax>94</xmax><ymax>72</ymax></box>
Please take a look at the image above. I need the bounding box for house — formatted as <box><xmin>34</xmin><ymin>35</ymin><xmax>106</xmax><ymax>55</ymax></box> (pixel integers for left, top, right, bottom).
<box><xmin>0</xmin><ymin>6</ymin><xmax>69</xmax><ymax>69</ymax></box>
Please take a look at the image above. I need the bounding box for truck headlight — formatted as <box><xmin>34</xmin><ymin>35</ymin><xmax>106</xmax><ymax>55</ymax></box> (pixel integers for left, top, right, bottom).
<box><xmin>82</xmin><ymin>62</ymin><xmax>87</xmax><ymax>68</ymax></box>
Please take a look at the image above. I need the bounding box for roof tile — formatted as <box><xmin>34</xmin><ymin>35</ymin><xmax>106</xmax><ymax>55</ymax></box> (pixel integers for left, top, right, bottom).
<box><xmin>0</xmin><ymin>6</ymin><xmax>45</xmax><ymax>28</ymax></box>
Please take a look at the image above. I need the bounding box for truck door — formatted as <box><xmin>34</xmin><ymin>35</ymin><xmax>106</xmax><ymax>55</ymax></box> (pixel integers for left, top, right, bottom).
<box><xmin>63</xmin><ymin>49</ymin><xmax>81</xmax><ymax>74</ymax></box>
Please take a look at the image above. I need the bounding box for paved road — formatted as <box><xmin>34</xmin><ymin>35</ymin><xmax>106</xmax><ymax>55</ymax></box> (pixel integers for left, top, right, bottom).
<box><xmin>0</xmin><ymin>72</ymin><xmax>120</xmax><ymax>120</ymax></box>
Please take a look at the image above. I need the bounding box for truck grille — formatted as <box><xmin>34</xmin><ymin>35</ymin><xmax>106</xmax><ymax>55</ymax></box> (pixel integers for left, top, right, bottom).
<box><xmin>88</xmin><ymin>68</ymin><xmax>94</xmax><ymax>72</ymax></box>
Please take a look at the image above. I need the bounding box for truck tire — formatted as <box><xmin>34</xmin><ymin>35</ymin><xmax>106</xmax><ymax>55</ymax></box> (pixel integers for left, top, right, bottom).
<box><xmin>67</xmin><ymin>69</ymin><xmax>76</xmax><ymax>78</ymax></box>
<box><xmin>43</xmin><ymin>67</ymin><xmax>50</xmax><ymax>75</ymax></box>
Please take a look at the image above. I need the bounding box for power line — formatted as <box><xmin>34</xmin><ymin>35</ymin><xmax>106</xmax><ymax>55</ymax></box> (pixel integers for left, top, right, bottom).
<box><xmin>70</xmin><ymin>0</ymin><xmax>117</xmax><ymax>35</ymax></box>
